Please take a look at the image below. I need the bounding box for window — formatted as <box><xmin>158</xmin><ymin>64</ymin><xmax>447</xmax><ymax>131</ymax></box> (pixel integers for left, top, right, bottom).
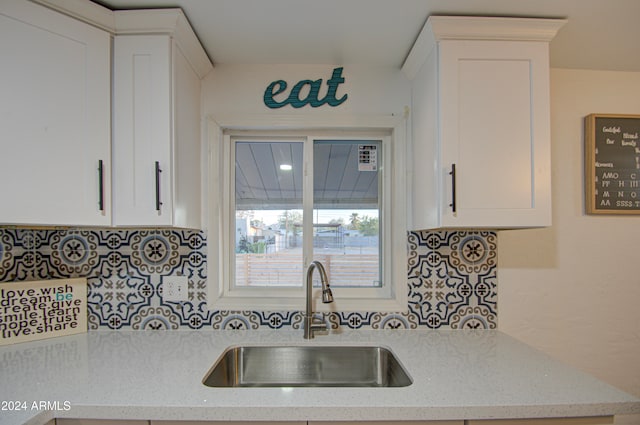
<box><xmin>234</xmin><ymin>139</ymin><xmax>305</xmax><ymax>289</ymax></box>
<box><xmin>207</xmin><ymin>120</ymin><xmax>407</xmax><ymax>312</ymax></box>
<box><xmin>312</xmin><ymin>140</ymin><xmax>383</xmax><ymax>289</ymax></box>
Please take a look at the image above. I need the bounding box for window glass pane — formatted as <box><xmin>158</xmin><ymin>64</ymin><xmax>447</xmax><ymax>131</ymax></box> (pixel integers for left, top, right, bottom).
<box><xmin>234</xmin><ymin>141</ymin><xmax>303</xmax><ymax>287</ymax></box>
<box><xmin>313</xmin><ymin>141</ymin><xmax>382</xmax><ymax>288</ymax></box>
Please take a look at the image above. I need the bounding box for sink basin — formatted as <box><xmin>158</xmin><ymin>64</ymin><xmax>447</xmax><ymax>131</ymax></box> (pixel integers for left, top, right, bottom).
<box><xmin>202</xmin><ymin>345</ymin><xmax>412</xmax><ymax>387</ymax></box>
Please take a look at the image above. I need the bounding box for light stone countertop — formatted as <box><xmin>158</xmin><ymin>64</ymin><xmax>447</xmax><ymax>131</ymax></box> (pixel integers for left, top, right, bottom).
<box><xmin>0</xmin><ymin>330</ymin><xmax>639</xmax><ymax>425</ymax></box>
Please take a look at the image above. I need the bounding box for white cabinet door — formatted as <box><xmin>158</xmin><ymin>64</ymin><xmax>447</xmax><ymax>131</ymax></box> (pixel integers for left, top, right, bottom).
<box><xmin>113</xmin><ymin>34</ymin><xmax>202</xmax><ymax>228</ymax></box>
<box><xmin>57</xmin><ymin>420</ymin><xmax>148</xmax><ymax>425</ymax></box>
<box><xmin>437</xmin><ymin>40</ymin><xmax>552</xmax><ymax>228</ymax></box>
<box><xmin>151</xmin><ymin>421</ymin><xmax>464</xmax><ymax>425</ymax></box>
<box><xmin>0</xmin><ymin>0</ymin><xmax>111</xmax><ymax>226</ymax></box>
<box><xmin>310</xmin><ymin>421</ymin><xmax>463</xmax><ymax>425</ymax></box>
<box><xmin>466</xmin><ymin>417</ymin><xmax>613</xmax><ymax>425</ymax></box>
<box><xmin>113</xmin><ymin>35</ymin><xmax>172</xmax><ymax>227</ymax></box>
<box><xmin>150</xmin><ymin>422</ymin><xmax>305</xmax><ymax>425</ymax></box>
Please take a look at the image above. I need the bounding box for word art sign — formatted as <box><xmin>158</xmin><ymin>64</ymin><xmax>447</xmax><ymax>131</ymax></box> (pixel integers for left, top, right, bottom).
<box><xmin>0</xmin><ymin>278</ymin><xmax>87</xmax><ymax>345</ymax></box>
<box><xmin>264</xmin><ymin>67</ymin><xmax>348</xmax><ymax>109</ymax></box>
<box><xmin>585</xmin><ymin>113</ymin><xmax>640</xmax><ymax>214</ymax></box>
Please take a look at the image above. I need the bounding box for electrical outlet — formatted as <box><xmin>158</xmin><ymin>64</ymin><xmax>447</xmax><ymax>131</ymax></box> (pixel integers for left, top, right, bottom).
<box><xmin>163</xmin><ymin>275</ymin><xmax>189</xmax><ymax>302</ymax></box>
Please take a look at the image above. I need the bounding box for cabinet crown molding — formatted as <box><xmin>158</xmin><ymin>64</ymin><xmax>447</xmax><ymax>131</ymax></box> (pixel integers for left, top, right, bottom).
<box><xmin>402</xmin><ymin>15</ymin><xmax>567</xmax><ymax>79</ymax></box>
<box><xmin>31</xmin><ymin>0</ymin><xmax>213</xmax><ymax>79</ymax></box>
<box><xmin>31</xmin><ymin>0</ymin><xmax>115</xmax><ymax>31</ymax></box>
<box><xmin>428</xmin><ymin>16</ymin><xmax>568</xmax><ymax>42</ymax></box>
<box><xmin>114</xmin><ymin>9</ymin><xmax>212</xmax><ymax>79</ymax></box>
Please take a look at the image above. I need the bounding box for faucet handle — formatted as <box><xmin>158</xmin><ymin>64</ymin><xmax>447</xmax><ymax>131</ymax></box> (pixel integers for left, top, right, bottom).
<box><xmin>310</xmin><ymin>313</ymin><xmax>330</xmax><ymax>333</ymax></box>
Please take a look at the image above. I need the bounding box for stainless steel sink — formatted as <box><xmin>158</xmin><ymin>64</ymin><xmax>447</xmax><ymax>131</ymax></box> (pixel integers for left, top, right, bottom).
<box><xmin>202</xmin><ymin>345</ymin><xmax>412</xmax><ymax>387</ymax></box>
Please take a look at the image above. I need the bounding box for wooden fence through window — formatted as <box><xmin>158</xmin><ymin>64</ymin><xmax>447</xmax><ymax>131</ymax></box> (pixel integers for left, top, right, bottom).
<box><xmin>235</xmin><ymin>253</ymin><xmax>380</xmax><ymax>287</ymax></box>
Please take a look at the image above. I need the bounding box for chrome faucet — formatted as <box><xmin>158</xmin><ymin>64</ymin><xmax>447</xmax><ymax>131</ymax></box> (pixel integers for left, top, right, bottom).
<box><xmin>304</xmin><ymin>260</ymin><xmax>334</xmax><ymax>339</ymax></box>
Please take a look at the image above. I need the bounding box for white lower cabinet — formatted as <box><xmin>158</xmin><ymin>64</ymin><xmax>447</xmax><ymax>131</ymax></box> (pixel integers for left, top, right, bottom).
<box><xmin>57</xmin><ymin>421</ymin><xmax>148</xmax><ymax>425</ymax></box>
<box><xmin>465</xmin><ymin>417</ymin><xmax>613</xmax><ymax>425</ymax></box>
<box><xmin>310</xmin><ymin>422</ymin><xmax>462</xmax><ymax>425</ymax></box>
<box><xmin>56</xmin><ymin>418</ymin><xmax>614</xmax><ymax>425</ymax></box>
<box><xmin>149</xmin><ymin>422</ymin><xmax>305</xmax><ymax>425</ymax></box>
<box><xmin>147</xmin><ymin>421</ymin><xmax>460</xmax><ymax>425</ymax></box>
<box><xmin>145</xmin><ymin>421</ymin><xmax>460</xmax><ymax>425</ymax></box>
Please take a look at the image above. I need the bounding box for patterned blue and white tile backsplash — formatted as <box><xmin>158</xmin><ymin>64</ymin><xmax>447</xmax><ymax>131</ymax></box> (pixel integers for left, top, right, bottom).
<box><xmin>0</xmin><ymin>228</ymin><xmax>497</xmax><ymax>330</ymax></box>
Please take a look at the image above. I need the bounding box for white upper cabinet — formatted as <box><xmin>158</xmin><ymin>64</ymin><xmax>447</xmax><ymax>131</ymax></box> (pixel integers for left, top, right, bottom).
<box><xmin>112</xmin><ymin>35</ymin><xmax>173</xmax><ymax>227</ymax></box>
<box><xmin>404</xmin><ymin>17</ymin><xmax>566</xmax><ymax>229</ymax></box>
<box><xmin>0</xmin><ymin>0</ymin><xmax>111</xmax><ymax>226</ymax></box>
<box><xmin>112</xmin><ymin>10</ymin><xmax>212</xmax><ymax>228</ymax></box>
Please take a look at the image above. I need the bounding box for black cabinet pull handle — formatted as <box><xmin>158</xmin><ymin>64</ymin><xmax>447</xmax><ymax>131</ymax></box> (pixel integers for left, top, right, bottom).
<box><xmin>449</xmin><ymin>163</ymin><xmax>457</xmax><ymax>213</ymax></box>
<box><xmin>98</xmin><ymin>159</ymin><xmax>104</xmax><ymax>212</ymax></box>
<box><xmin>155</xmin><ymin>161</ymin><xmax>163</xmax><ymax>211</ymax></box>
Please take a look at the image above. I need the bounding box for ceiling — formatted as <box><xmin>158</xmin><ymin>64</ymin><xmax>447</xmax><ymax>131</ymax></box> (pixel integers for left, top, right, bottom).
<box><xmin>94</xmin><ymin>0</ymin><xmax>640</xmax><ymax>72</ymax></box>
<box><xmin>235</xmin><ymin>140</ymin><xmax>379</xmax><ymax>210</ymax></box>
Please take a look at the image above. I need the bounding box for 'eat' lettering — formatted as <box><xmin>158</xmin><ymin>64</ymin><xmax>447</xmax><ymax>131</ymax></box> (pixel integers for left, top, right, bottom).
<box><xmin>264</xmin><ymin>67</ymin><xmax>348</xmax><ymax>109</ymax></box>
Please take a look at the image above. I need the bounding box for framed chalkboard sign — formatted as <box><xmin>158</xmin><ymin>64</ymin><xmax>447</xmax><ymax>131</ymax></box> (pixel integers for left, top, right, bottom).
<box><xmin>585</xmin><ymin>114</ymin><xmax>640</xmax><ymax>214</ymax></box>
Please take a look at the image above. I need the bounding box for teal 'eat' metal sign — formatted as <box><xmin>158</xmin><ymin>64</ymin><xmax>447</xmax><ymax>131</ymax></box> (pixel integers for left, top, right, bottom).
<box><xmin>264</xmin><ymin>67</ymin><xmax>348</xmax><ymax>109</ymax></box>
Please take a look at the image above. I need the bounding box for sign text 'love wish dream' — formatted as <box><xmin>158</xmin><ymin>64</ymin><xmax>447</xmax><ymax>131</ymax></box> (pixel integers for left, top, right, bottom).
<box><xmin>263</xmin><ymin>67</ymin><xmax>348</xmax><ymax>109</ymax></box>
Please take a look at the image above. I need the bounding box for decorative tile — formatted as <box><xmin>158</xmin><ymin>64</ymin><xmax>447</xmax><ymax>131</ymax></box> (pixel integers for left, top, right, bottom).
<box><xmin>368</xmin><ymin>312</ymin><xmax>418</xmax><ymax>329</ymax></box>
<box><xmin>0</xmin><ymin>227</ymin><xmax>498</xmax><ymax>331</ymax></box>
<box><xmin>406</xmin><ymin>230</ymin><xmax>497</xmax><ymax>329</ymax></box>
<box><xmin>0</xmin><ymin>229</ymin><xmax>15</xmax><ymax>282</ymax></box>
<box><xmin>50</xmin><ymin>230</ymin><xmax>100</xmax><ymax>277</ymax></box>
<box><xmin>87</xmin><ymin>268</ymin><xmax>151</xmax><ymax>330</ymax></box>
<box><xmin>130</xmin><ymin>230</ymin><xmax>182</xmax><ymax>275</ymax></box>
<box><xmin>210</xmin><ymin>311</ymin><xmax>260</xmax><ymax>330</ymax></box>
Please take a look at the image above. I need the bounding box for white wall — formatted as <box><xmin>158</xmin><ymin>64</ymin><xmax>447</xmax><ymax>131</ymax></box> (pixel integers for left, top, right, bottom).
<box><xmin>202</xmin><ymin>63</ymin><xmax>410</xmax><ymax>118</ymax></box>
<box><xmin>499</xmin><ymin>68</ymin><xmax>640</xmax><ymax>424</ymax></box>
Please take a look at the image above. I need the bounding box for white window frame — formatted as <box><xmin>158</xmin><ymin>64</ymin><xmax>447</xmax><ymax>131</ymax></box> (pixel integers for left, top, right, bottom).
<box><xmin>206</xmin><ymin>114</ymin><xmax>407</xmax><ymax>312</ymax></box>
